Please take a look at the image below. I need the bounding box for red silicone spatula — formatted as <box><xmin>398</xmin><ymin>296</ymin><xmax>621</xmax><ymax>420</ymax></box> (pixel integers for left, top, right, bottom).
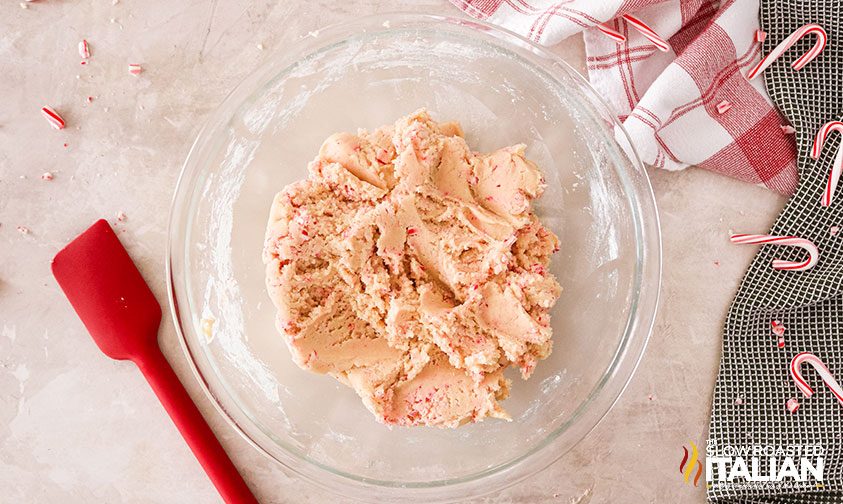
<box><xmin>52</xmin><ymin>219</ymin><xmax>259</xmax><ymax>504</ymax></box>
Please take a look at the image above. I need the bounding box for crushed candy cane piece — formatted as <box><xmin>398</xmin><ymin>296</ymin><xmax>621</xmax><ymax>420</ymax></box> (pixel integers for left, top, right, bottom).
<box><xmin>128</xmin><ymin>63</ymin><xmax>143</xmax><ymax>75</ymax></box>
<box><xmin>747</xmin><ymin>23</ymin><xmax>827</xmax><ymax>79</ymax></box>
<box><xmin>40</xmin><ymin>106</ymin><xmax>66</xmax><ymax>130</ymax></box>
<box><xmin>716</xmin><ymin>100</ymin><xmax>732</xmax><ymax>114</ymax></box>
<box><xmin>755</xmin><ymin>30</ymin><xmax>767</xmax><ymax>43</ymax></box>
<box><xmin>17</xmin><ymin>226</ymin><xmax>30</xmax><ymax>235</ymax></box>
<box><xmin>20</xmin><ymin>3</ymin><xmax>28</xmax><ymax>8</ymax></box>
<box><xmin>256</xmin><ymin>43</ymin><xmax>264</xmax><ymax>50</ymax></box>
<box><xmin>734</xmin><ymin>397</ymin><xmax>744</xmax><ymax>405</ymax></box>
<box><xmin>781</xmin><ymin>125</ymin><xmax>796</xmax><ymax>134</ymax></box>
<box><xmin>41</xmin><ymin>172</ymin><xmax>54</xmax><ymax>181</ymax></box>
<box><xmin>382</xmin><ymin>21</ymin><xmax>391</xmax><ymax>28</ymax></box>
<box><xmin>730</xmin><ymin>233</ymin><xmax>819</xmax><ymax>271</ymax></box>
<box><xmin>86</xmin><ymin>96</ymin><xmax>94</xmax><ymax>103</ymax></box>
<box><xmin>786</xmin><ymin>397</ymin><xmax>800</xmax><ymax>413</ymax></box>
<box><xmin>831</xmin><ymin>225</ymin><xmax>840</xmax><ymax>236</ymax></box>
<box><xmin>78</xmin><ymin>39</ymin><xmax>91</xmax><ymax>59</ymax></box>
<box><xmin>771</xmin><ymin>320</ymin><xmax>786</xmax><ymax>337</ymax></box>
<box><xmin>777</xmin><ymin>335</ymin><xmax>785</xmax><ymax>348</ymax></box>
<box><xmin>116</xmin><ymin>211</ymin><xmax>127</xmax><ymax>222</ymax></box>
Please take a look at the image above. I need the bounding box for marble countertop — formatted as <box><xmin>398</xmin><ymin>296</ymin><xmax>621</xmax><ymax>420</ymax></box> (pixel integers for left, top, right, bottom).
<box><xmin>0</xmin><ymin>1</ymin><xmax>787</xmax><ymax>503</ymax></box>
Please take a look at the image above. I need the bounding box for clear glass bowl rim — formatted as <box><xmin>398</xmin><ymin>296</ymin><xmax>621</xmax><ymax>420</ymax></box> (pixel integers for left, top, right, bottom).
<box><xmin>166</xmin><ymin>12</ymin><xmax>662</xmax><ymax>503</ymax></box>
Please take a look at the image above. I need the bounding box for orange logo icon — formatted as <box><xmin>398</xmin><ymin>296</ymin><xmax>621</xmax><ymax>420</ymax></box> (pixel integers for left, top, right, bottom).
<box><xmin>680</xmin><ymin>441</ymin><xmax>703</xmax><ymax>486</ymax></box>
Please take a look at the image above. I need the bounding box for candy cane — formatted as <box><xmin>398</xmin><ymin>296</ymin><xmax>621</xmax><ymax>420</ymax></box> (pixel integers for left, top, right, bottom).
<box><xmin>622</xmin><ymin>14</ymin><xmax>670</xmax><ymax>52</ymax></box>
<box><xmin>811</xmin><ymin>121</ymin><xmax>843</xmax><ymax>207</ymax></box>
<box><xmin>730</xmin><ymin>234</ymin><xmax>819</xmax><ymax>271</ymax></box>
<box><xmin>596</xmin><ymin>23</ymin><xmax>626</xmax><ymax>44</ymax></box>
<box><xmin>40</xmin><ymin>106</ymin><xmax>65</xmax><ymax>130</ymax></box>
<box><xmin>790</xmin><ymin>352</ymin><xmax>843</xmax><ymax>407</ymax></box>
<box><xmin>746</xmin><ymin>23</ymin><xmax>827</xmax><ymax>80</ymax></box>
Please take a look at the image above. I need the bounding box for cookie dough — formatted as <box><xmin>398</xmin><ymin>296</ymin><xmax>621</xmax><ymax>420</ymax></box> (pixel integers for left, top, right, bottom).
<box><xmin>263</xmin><ymin>110</ymin><xmax>561</xmax><ymax>428</ymax></box>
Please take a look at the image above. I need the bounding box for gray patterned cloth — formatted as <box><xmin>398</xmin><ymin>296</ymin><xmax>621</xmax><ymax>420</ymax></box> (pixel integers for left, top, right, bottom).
<box><xmin>707</xmin><ymin>1</ymin><xmax>843</xmax><ymax>503</ymax></box>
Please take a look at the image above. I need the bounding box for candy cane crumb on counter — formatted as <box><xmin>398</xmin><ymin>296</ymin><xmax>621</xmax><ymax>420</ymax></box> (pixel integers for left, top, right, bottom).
<box><xmin>40</xmin><ymin>106</ymin><xmax>66</xmax><ymax>130</ymax></box>
<box><xmin>116</xmin><ymin>211</ymin><xmax>128</xmax><ymax>222</ymax></box>
<box><xmin>128</xmin><ymin>63</ymin><xmax>143</xmax><ymax>75</ymax></box>
<box><xmin>716</xmin><ymin>100</ymin><xmax>732</xmax><ymax>114</ymax></box>
<box><xmin>786</xmin><ymin>397</ymin><xmax>800</xmax><ymax>414</ymax></box>
<box><xmin>78</xmin><ymin>39</ymin><xmax>91</xmax><ymax>59</ymax></box>
<box><xmin>17</xmin><ymin>226</ymin><xmax>30</xmax><ymax>235</ymax></box>
<box><xmin>41</xmin><ymin>172</ymin><xmax>53</xmax><ymax>181</ymax></box>
<box><xmin>746</xmin><ymin>23</ymin><xmax>827</xmax><ymax>80</ymax></box>
<box><xmin>790</xmin><ymin>352</ymin><xmax>843</xmax><ymax>408</ymax></box>
<box><xmin>730</xmin><ymin>234</ymin><xmax>819</xmax><ymax>271</ymax></box>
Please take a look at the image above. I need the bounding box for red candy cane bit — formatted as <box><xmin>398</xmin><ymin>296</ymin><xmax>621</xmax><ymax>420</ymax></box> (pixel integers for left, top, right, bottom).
<box><xmin>771</xmin><ymin>320</ymin><xmax>786</xmax><ymax>336</ymax></box>
<box><xmin>755</xmin><ymin>30</ymin><xmax>767</xmax><ymax>43</ymax></box>
<box><xmin>781</xmin><ymin>125</ymin><xmax>796</xmax><ymax>134</ymax></box>
<box><xmin>406</xmin><ymin>226</ymin><xmax>418</xmax><ymax>236</ymax></box>
<box><xmin>811</xmin><ymin>121</ymin><xmax>843</xmax><ymax>207</ymax></box>
<box><xmin>596</xmin><ymin>23</ymin><xmax>626</xmax><ymax>44</ymax></box>
<box><xmin>79</xmin><ymin>39</ymin><xmax>91</xmax><ymax>59</ymax></box>
<box><xmin>622</xmin><ymin>14</ymin><xmax>671</xmax><ymax>52</ymax></box>
<box><xmin>716</xmin><ymin>100</ymin><xmax>732</xmax><ymax>114</ymax></box>
<box><xmin>41</xmin><ymin>172</ymin><xmax>53</xmax><ymax>181</ymax></box>
<box><xmin>128</xmin><ymin>63</ymin><xmax>143</xmax><ymax>75</ymax></box>
<box><xmin>777</xmin><ymin>336</ymin><xmax>785</xmax><ymax>348</ymax></box>
<box><xmin>790</xmin><ymin>352</ymin><xmax>843</xmax><ymax>407</ymax></box>
<box><xmin>746</xmin><ymin>23</ymin><xmax>827</xmax><ymax>80</ymax></box>
<box><xmin>786</xmin><ymin>397</ymin><xmax>800</xmax><ymax>414</ymax></box>
<box><xmin>40</xmin><ymin>106</ymin><xmax>66</xmax><ymax>130</ymax></box>
<box><xmin>730</xmin><ymin>234</ymin><xmax>819</xmax><ymax>271</ymax></box>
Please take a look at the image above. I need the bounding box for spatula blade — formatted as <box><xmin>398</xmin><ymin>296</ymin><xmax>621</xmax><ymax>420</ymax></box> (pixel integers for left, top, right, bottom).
<box><xmin>52</xmin><ymin>219</ymin><xmax>161</xmax><ymax>361</ymax></box>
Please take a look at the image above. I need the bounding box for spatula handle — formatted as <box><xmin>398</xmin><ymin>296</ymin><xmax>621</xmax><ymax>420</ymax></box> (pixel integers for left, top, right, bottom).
<box><xmin>137</xmin><ymin>349</ymin><xmax>259</xmax><ymax>504</ymax></box>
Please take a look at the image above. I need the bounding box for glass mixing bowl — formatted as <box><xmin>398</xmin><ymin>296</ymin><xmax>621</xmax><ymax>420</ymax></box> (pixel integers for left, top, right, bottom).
<box><xmin>167</xmin><ymin>13</ymin><xmax>661</xmax><ymax>503</ymax></box>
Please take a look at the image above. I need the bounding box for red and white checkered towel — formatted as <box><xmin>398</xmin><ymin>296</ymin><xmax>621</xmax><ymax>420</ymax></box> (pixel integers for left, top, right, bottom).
<box><xmin>451</xmin><ymin>0</ymin><xmax>799</xmax><ymax>194</ymax></box>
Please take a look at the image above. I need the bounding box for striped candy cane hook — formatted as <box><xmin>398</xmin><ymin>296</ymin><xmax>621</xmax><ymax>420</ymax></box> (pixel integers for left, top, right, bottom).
<box><xmin>746</xmin><ymin>23</ymin><xmax>827</xmax><ymax>80</ymax></box>
<box><xmin>811</xmin><ymin>121</ymin><xmax>843</xmax><ymax>207</ymax></box>
<box><xmin>621</xmin><ymin>14</ymin><xmax>670</xmax><ymax>52</ymax></box>
<box><xmin>790</xmin><ymin>352</ymin><xmax>843</xmax><ymax>407</ymax></box>
<box><xmin>730</xmin><ymin>234</ymin><xmax>819</xmax><ymax>271</ymax></box>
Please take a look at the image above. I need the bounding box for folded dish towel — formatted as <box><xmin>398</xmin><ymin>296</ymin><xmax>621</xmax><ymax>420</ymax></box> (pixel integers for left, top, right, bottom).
<box><xmin>707</xmin><ymin>1</ymin><xmax>843</xmax><ymax>502</ymax></box>
<box><xmin>451</xmin><ymin>0</ymin><xmax>799</xmax><ymax>193</ymax></box>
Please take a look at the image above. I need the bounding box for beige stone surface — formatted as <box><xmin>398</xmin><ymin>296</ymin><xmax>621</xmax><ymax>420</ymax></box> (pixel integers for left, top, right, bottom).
<box><xmin>0</xmin><ymin>1</ymin><xmax>787</xmax><ymax>503</ymax></box>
